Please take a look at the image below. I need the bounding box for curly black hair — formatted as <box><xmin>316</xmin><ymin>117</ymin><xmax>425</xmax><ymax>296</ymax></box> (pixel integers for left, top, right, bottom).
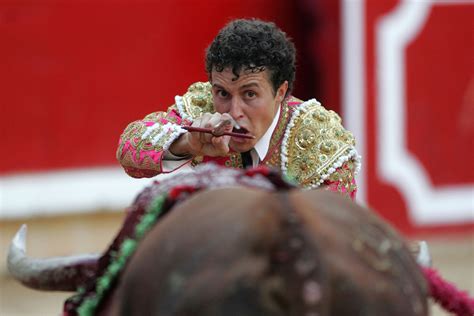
<box><xmin>205</xmin><ymin>19</ymin><xmax>296</xmax><ymax>97</ymax></box>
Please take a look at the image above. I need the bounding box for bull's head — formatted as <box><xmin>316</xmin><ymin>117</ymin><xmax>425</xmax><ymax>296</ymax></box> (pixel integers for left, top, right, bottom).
<box><xmin>6</xmin><ymin>165</ymin><xmax>434</xmax><ymax>315</ymax></box>
<box><xmin>107</xmin><ymin>188</ymin><xmax>430</xmax><ymax>316</ymax></box>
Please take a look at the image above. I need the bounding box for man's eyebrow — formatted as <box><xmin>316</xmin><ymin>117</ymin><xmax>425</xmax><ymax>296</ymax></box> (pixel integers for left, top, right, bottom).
<box><xmin>240</xmin><ymin>82</ymin><xmax>260</xmax><ymax>89</ymax></box>
<box><xmin>212</xmin><ymin>82</ymin><xmax>260</xmax><ymax>90</ymax></box>
<box><xmin>212</xmin><ymin>83</ymin><xmax>227</xmax><ymax>90</ymax></box>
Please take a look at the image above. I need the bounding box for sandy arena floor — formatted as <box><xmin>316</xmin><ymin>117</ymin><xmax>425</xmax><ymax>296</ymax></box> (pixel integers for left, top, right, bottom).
<box><xmin>0</xmin><ymin>212</ymin><xmax>473</xmax><ymax>315</ymax></box>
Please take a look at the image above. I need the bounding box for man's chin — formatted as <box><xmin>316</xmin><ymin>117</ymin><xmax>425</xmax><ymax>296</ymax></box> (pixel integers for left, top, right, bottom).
<box><xmin>229</xmin><ymin>139</ymin><xmax>255</xmax><ymax>153</ymax></box>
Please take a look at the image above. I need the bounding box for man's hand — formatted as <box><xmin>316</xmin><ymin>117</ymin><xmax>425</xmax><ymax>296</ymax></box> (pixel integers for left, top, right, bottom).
<box><xmin>169</xmin><ymin>113</ymin><xmax>233</xmax><ymax>157</ymax></box>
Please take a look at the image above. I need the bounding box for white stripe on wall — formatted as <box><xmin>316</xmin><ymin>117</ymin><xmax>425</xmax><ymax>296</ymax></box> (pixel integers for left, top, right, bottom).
<box><xmin>0</xmin><ymin>167</ymin><xmax>157</xmax><ymax>219</ymax></box>
<box><xmin>342</xmin><ymin>0</ymin><xmax>366</xmax><ymax>204</ymax></box>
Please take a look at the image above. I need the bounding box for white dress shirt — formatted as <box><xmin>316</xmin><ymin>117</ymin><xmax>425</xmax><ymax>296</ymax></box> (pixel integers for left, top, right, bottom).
<box><xmin>249</xmin><ymin>105</ymin><xmax>281</xmax><ymax>167</ymax></box>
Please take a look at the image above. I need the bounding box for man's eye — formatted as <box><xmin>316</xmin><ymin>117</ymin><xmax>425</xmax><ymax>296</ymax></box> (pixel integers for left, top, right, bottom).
<box><xmin>217</xmin><ymin>90</ymin><xmax>229</xmax><ymax>98</ymax></box>
<box><xmin>245</xmin><ymin>91</ymin><xmax>256</xmax><ymax>98</ymax></box>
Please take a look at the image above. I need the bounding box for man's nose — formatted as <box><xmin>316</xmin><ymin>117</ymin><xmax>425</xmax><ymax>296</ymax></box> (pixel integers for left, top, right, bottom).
<box><xmin>229</xmin><ymin>97</ymin><xmax>244</xmax><ymax>119</ymax></box>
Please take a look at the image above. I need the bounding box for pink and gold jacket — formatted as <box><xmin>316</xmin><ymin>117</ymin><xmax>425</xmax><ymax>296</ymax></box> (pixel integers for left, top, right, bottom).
<box><xmin>117</xmin><ymin>82</ymin><xmax>361</xmax><ymax>199</ymax></box>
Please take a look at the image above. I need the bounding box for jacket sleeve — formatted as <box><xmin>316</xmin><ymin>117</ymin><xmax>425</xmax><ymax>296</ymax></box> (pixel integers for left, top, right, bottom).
<box><xmin>116</xmin><ymin>104</ymin><xmax>191</xmax><ymax>178</ymax></box>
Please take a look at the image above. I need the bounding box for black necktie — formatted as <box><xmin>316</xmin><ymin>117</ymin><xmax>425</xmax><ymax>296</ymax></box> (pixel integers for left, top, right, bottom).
<box><xmin>241</xmin><ymin>150</ymin><xmax>253</xmax><ymax>168</ymax></box>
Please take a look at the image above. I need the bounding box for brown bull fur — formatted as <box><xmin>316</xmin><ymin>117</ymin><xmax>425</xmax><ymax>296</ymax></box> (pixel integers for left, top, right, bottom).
<box><xmin>103</xmin><ymin>188</ymin><xmax>428</xmax><ymax>316</ymax></box>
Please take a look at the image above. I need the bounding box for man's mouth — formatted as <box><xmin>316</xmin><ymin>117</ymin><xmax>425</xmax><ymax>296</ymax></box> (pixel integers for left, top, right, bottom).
<box><xmin>232</xmin><ymin>127</ymin><xmax>249</xmax><ymax>135</ymax></box>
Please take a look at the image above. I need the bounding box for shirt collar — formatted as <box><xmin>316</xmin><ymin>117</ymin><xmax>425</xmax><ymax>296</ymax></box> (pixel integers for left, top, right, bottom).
<box><xmin>254</xmin><ymin>105</ymin><xmax>281</xmax><ymax>161</ymax></box>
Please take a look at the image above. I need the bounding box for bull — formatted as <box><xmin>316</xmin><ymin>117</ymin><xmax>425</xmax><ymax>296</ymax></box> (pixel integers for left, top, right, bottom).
<box><xmin>7</xmin><ymin>164</ymin><xmax>470</xmax><ymax>315</ymax></box>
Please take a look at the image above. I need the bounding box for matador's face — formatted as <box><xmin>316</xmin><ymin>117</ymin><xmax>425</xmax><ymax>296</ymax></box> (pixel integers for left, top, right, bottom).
<box><xmin>211</xmin><ymin>68</ymin><xmax>288</xmax><ymax>153</ymax></box>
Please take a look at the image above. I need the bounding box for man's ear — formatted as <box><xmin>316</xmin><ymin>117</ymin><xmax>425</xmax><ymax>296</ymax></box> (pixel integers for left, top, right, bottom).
<box><xmin>277</xmin><ymin>81</ymin><xmax>289</xmax><ymax>101</ymax></box>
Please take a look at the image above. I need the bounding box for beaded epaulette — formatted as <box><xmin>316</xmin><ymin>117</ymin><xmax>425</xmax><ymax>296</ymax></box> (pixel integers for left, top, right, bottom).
<box><xmin>281</xmin><ymin>99</ymin><xmax>360</xmax><ymax>188</ymax></box>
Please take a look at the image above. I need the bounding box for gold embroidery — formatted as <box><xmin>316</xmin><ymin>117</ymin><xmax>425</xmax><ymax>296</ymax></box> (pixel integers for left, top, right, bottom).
<box><xmin>263</xmin><ymin>99</ymin><xmax>291</xmax><ymax>168</ymax></box>
<box><xmin>230</xmin><ymin>153</ymin><xmax>244</xmax><ymax>168</ymax></box>
<box><xmin>267</xmin><ymin>99</ymin><xmax>289</xmax><ymax>153</ymax></box>
<box><xmin>261</xmin><ymin>96</ymin><xmax>304</xmax><ymax>169</ymax></box>
<box><xmin>191</xmin><ymin>153</ymin><xmax>243</xmax><ymax>169</ymax></box>
<box><xmin>117</xmin><ymin>106</ymin><xmax>187</xmax><ymax>174</ymax></box>
<box><xmin>328</xmin><ymin>160</ymin><xmax>357</xmax><ymax>194</ymax></box>
<box><xmin>284</xmin><ymin>101</ymin><xmax>357</xmax><ymax>188</ymax></box>
<box><xmin>181</xmin><ymin>82</ymin><xmax>215</xmax><ymax>119</ymax></box>
<box><xmin>191</xmin><ymin>156</ymin><xmax>204</xmax><ymax>167</ymax></box>
<box><xmin>144</xmin><ymin>111</ymin><xmax>167</xmax><ymax>121</ymax></box>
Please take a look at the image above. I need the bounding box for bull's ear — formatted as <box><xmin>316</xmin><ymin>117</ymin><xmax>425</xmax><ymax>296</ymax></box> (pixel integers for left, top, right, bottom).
<box><xmin>7</xmin><ymin>224</ymin><xmax>100</xmax><ymax>291</ymax></box>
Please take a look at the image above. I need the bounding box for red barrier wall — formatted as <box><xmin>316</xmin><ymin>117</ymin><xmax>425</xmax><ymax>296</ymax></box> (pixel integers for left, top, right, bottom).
<box><xmin>1</xmin><ymin>0</ymin><xmax>308</xmax><ymax>174</ymax></box>
<box><xmin>359</xmin><ymin>0</ymin><xmax>474</xmax><ymax>233</ymax></box>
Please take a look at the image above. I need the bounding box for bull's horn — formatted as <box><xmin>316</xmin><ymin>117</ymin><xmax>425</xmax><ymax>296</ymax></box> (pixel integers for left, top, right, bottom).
<box><xmin>7</xmin><ymin>224</ymin><xmax>100</xmax><ymax>291</ymax></box>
